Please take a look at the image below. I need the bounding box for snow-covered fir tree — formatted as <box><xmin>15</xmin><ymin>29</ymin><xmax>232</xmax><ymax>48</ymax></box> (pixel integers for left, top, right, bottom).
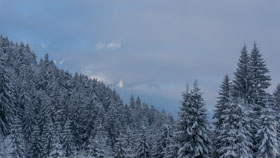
<box><xmin>213</xmin><ymin>75</ymin><xmax>232</xmax><ymax>158</ymax></box>
<box><xmin>2</xmin><ymin>34</ymin><xmax>280</xmax><ymax>158</ymax></box>
<box><xmin>248</xmin><ymin>43</ymin><xmax>271</xmax><ymax>144</ymax></box>
<box><xmin>122</xmin><ymin>127</ymin><xmax>135</xmax><ymax>158</ymax></box>
<box><xmin>0</xmin><ymin>54</ymin><xmax>15</xmax><ymax>136</ymax></box>
<box><xmin>114</xmin><ymin>133</ymin><xmax>127</xmax><ymax>158</ymax></box>
<box><xmin>42</xmin><ymin>118</ymin><xmax>55</xmax><ymax>158</ymax></box>
<box><xmin>232</xmin><ymin>43</ymin><xmax>272</xmax><ymax>156</ymax></box>
<box><xmin>28</xmin><ymin>123</ymin><xmax>43</xmax><ymax>158</ymax></box>
<box><xmin>256</xmin><ymin>96</ymin><xmax>278</xmax><ymax>158</ymax></box>
<box><xmin>136</xmin><ymin>128</ymin><xmax>151</xmax><ymax>158</ymax></box>
<box><xmin>249</xmin><ymin>42</ymin><xmax>271</xmax><ymax>105</ymax></box>
<box><xmin>216</xmin><ymin>98</ymin><xmax>253</xmax><ymax>158</ymax></box>
<box><xmin>62</xmin><ymin>119</ymin><xmax>75</xmax><ymax>157</ymax></box>
<box><xmin>213</xmin><ymin>75</ymin><xmax>231</xmax><ymax>130</ymax></box>
<box><xmin>273</xmin><ymin>84</ymin><xmax>280</xmax><ymax>157</ymax></box>
<box><xmin>47</xmin><ymin>135</ymin><xmax>64</xmax><ymax>158</ymax></box>
<box><xmin>0</xmin><ymin>135</ymin><xmax>13</xmax><ymax>157</ymax></box>
<box><xmin>87</xmin><ymin>124</ymin><xmax>112</xmax><ymax>158</ymax></box>
<box><xmin>274</xmin><ymin>84</ymin><xmax>280</xmax><ymax>112</ymax></box>
<box><xmin>9</xmin><ymin>115</ymin><xmax>25</xmax><ymax>158</ymax></box>
<box><xmin>153</xmin><ymin>125</ymin><xmax>173</xmax><ymax>158</ymax></box>
<box><xmin>233</xmin><ymin>44</ymin><xmax>253</xmax><ymax>102</ymax></box>
<box><xmin>177</xmin><ymin>81</ymin><xmax>211</xmax><ymax>158</ymax></box>
<box><xmin>129</xmin><ymin>95</ymin><xmax>135</xmax><ymax>109</ymax></box>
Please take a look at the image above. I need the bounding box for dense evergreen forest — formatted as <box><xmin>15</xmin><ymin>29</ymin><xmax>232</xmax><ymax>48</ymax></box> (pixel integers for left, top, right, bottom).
<box><xmin>1</xmin><ymin>35</ymin><xmax>280</xmax><ymax>158</ymax></box>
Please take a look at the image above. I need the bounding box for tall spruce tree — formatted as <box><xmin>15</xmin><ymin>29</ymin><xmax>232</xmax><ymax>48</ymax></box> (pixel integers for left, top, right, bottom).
<box><xmin>48</xmin><ymin>134</ymin><xmax>64</xmax><ymax>158</ymax></box>
<box><xmin>9</xmin><ymin>115</ymin><xmax>25</xmax><ymax>158</ymax></box>
<box><xmin>22</xmin><ymin>98</ymin><xmax>35</xmax><ymax>155</ymax></box>
<box><xmin>256</xmin><ymin>97</ymin><xmax>278</xmax><ymax>158</ymax></box>
<box><xmin>233</xmin><ymin>44</ymin><xmax>253</xmax><ymax>102</ymax></box>
<box><xmin>136</xmin><ymin>129</ymin><xmax>150</xmax><ymax>158</ymax></box>
<box><xmin>213</xmin><ymin>75</ymin><xmax>231</xmax><ymax>158</ymax></box>
<box><xmin>129</xmin><ymin>95</ymin><xmax>135</xmax><ymax>109</ymax></box>
<box><xmin>114</xmin><ymin>134</ymin><xmax>127</xmax><ymax>158</ymax></box>
<box><xmin>177</xmin><ymin>81</ymin><xmax>211</xmax><ymax>158</ymax></box>
<box><xmin>249</xmin><ymin>43</ymin><xmax>271</xmax><ymax>156</ymax></box>
<box><xmin>91</xmin><ymin>126</ymin><xmax>108</xmax><ymax>158</ymax></box>
<box><xmin>0</xmin><ymin>55</ymin><xmax>15</xmax><ymax>136</ymax></box>
<box><xmin>42</xmin><ymin>118</ymin><xmax>55</xmax><ymax>157</ymax></box>
<box><xmin>273</xmin><ymin>84</ymin><xmax>280</xmax><ymax>158</ymax></box>
<box><xmin>153</xmin><ymin>125</ymin><xmax>173</xmax><ymax>158</ymax></box>
<box><xmin>165</xmin><ymin>133</ymin><xmax>178</xmax><ymax>158</ymax></box>
<box><xmin>28</xmin><ymin>124</ymin><xmax>43</xmax><ymax>158</ymax></box>
<box><xmin>232</xmin><ymin>43</ymin><xmax>272</xmax><ymax>156</ymax></box>
<box><xmin>274</xmin><ymin>84</ymin><xmax>280</xmax><ymax>117</ymax></box>
<box><xmin>249</xmin><ymin>42</ymin><xmax>271</xmax><ymax>105</ymax></box>
<box><xmin>215</xmin><ymin>98</ymin><xmax>253</xmax><ymax>158</ymax></box>
<box><xmin>213</xmin><ymin>75</ymin><xmax>231</xmax><ymax>131</ymax></box>
<box><xmin>62</xmin><ymin>119</ymin><xmax>75</xmax><ymax>157</ymax></box>
<box><xmin>122</xmin><ymin>128</ymin><xmax>134</xmax><ymax>158</ymax></box>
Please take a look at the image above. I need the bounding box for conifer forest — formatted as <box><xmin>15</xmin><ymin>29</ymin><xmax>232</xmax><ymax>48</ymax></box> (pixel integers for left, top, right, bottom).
<box><xmin>4</xmin><ymin>0</ymin><xmax>280</xmax><ymax>157</ymax></box>
<box><xmin>1</xmin><ymin>33</ymin><xmax>280</xmax><ymax>158</ymax></box>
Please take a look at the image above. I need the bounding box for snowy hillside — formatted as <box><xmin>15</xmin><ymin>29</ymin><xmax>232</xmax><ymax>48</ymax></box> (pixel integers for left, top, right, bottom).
<box><xmin>1</xmin><ymin>36</ymin><xmax>280</xmax><ymax>158</ymax></box>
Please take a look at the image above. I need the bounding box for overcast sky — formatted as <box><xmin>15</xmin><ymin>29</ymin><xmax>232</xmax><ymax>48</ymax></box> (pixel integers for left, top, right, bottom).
<box><xmin>1</xmin><ymin>0</ymin><xmax>280</xmax><ymax>115</ymax></box>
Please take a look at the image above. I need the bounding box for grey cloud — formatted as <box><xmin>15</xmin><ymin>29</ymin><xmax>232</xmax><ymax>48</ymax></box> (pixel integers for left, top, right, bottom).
<box><xmin>1</xmin><ymin>0</ymin><xmax>280</xmax><ymax>114</ymax></box>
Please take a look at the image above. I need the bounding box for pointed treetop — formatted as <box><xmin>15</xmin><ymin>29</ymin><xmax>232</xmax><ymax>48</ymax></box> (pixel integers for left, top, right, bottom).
<box><xmin>20</xmin><ymin>41</ymin><xmax>24</xmax><ymax>48</ymax></box>
<box><xmin>250</xmin><ymin>42</ymin><xmax>271</xmax><ymax>101</ymax></box>
<box><xmin>233</xmin><ymin>44</ymin><xmax>251</xmax><ymax>101</ymax></box>
<box><xmin>253</xmin><ymin>41</ymin><xmax>257</xmax><ymax>48</ymax></box>
<box><xmin>251</xmin><ymin>41</ymin><xmax>261</xmax><ymax>57</ymax></box>
<box><xmin>240</xmin><ymin>44</ymin><xmax>249</xmax><ymax>58</ymax></box>
<box><xmin>242</xmin><ymin>42</ymin><xmax>247</xmax><ymax>50</ymax></box>
<box><xmin>129</xmin><ymin>95</ymin><xmax>135</xmax><ymax>108</ymax></box>
<box><xmin>185</xmin><ymin>84</ymin><xmax>189</xmax><ymax>93</ymax></box>
<box><xmin>26</xmin><ymin>44</ymin><xmax>31</xmax><ymax>52</ymax></box>
<box><xmin>44</xmin><ymin>53</ymin><xmax>49</xmax><ymax>62</ymax></box>
<box><xmin>193</xmin><ymin>80</ymin><xmax>201</xmax><ymax>95</ymax></box>
<box><xmin>136</xmin><ymin>96</ymin><xmax>141</xmax><ymax>105</ymax></box>
<box><xmin>218</xmin><ymin>75</ymin><xmax>231</xmax><ymax>98</ymax></box>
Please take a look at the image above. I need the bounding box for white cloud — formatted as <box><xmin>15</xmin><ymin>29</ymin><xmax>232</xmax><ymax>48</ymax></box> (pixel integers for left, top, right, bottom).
<box><xmin>59</xmin><ymin>59</ymin><xmax>65</xmax><ymax>65</ymax></box>
<box><xmin>96</xmin><ymin>41</ymin><xmax>122</xmax><ymax>50</ymax></box>
<box><xmin>40</xmin><ymin>43</ymin><xmax>48</xmax><ymax>49</ymax></box>
<box><xmin>90</xmin><ymin>73</ymin><xmax>113</xmax><ymax>84</ymax></box>
<box><xmin>81</xmin><ymin>65</ymin><xmax>118</xmax><ymax>85</ymax></box>
<box><xmin>117</xmin><ymin>80</ymin><xmax>124</xmax><ymax>88</ymax></box>
<box><xmin>107</xmin><ymin>41</ymin><xmax>122</xmax><ymax>49</ymax></box>
<box><xmin>53</xmin><ymin>59</ymin><xmax>65</xmax><ymax>65</ymax></box>
<box><xmin>96</xmin><ymin>42</ymin><xmax>106</xmax><ymax>49</ymax></box>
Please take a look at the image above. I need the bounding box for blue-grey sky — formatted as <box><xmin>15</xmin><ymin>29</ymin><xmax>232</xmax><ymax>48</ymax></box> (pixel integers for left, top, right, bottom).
<box><xmin>1</xmin><ymin>0</ymin><xmax>280</xmax><ymax>115</ymax></box>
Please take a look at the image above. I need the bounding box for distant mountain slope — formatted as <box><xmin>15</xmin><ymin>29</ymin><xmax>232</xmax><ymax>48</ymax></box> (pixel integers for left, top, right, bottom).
<box><xmin>0</xmin><ymin>35</ymin><xmax>174</xmax><ymax>157</ymax></box>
